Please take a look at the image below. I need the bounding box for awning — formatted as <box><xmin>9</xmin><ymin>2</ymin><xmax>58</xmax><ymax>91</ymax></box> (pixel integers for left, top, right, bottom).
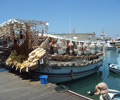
<box><xmin>0</xmin><ymin>18</ymin><xmax>49</xmax><ymax>28</ymax></box>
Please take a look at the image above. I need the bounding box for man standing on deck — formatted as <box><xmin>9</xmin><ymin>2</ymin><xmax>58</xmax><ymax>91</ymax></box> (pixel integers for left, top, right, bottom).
<box><xmin>12</xmin><ymin>39</ymin><xmax>19</xmax><ymax>50</ymax></box>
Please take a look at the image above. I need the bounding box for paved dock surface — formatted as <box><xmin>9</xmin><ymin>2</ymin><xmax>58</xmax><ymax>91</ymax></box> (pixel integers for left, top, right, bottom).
<box><xmin>0</xmin><ymin>69</ymin><xmax>93</xmax><ymax>100</ymax></box>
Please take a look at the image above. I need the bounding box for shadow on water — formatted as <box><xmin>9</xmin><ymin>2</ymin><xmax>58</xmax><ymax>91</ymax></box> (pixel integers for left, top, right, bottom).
<box><xmin>108</xmin><ymin>71</ymin><xmax>120</xmax><ymax>79</ymax></box>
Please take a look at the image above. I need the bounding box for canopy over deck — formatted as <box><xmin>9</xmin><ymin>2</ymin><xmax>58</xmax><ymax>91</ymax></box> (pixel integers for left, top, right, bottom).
<box><xmin>0</xmin><ymin>18</ymin><xmax>49</xmax><ymax>28</ymax></box>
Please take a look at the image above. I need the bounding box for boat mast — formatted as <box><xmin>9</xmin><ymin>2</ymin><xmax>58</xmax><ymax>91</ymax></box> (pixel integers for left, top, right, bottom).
<box><xmin>69</xmin><ymin>17</ymin><xmax>73</xmax><ymax>55</ymax></box>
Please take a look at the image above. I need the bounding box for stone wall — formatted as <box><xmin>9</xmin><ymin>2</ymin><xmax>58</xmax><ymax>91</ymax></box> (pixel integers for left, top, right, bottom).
<box><xmin>51</xmin><ymin>32</ymin><xmax>96</xmax><ymax>40</ymax></box>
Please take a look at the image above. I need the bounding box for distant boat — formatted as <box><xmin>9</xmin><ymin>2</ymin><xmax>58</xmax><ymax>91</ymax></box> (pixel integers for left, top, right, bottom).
<box><xmin>107</xmin><ymin>37</ymin><xmax>120</xmax><ymax>51</ymax></box>
<box><xmin>115</xmin><ymin>40</ymin><xmax>120</xmax><ymax>52</ymax></box>
<box><xmin>109</xmin><ymin>63</ymin><xmax>120</xmax><ymax>75</ymax></box>
<box><xmin>106</xmin><ymin>41</ymin><xmax>116</xmax><ymax>50</ymax></box>
<box><xmin>117</xmin><ymin>47</ymin><xmax>120</xmax><ymax>52</ymax></box>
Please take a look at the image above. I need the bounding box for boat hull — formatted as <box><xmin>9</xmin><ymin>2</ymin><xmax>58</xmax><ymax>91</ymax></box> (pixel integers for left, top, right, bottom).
<box><xmin>107</xmin><ymin>46</ymin><xmax>116</xmax><ymax>50</ymax></box>
<box><xmin>106</xmin><ymin>41</ymin><xmax>117</xmax><ymax>50</ymax></box>
<box><xmin>109</xmin><ymin>64</ymin><xmax>120</xmax><ymax>75</ymax></box>
<box><xmin>100</xmin><ymin>89</ymin><xmax>120</xmax><ymax>99</ymax></box>
<box><xmin>117</xmin><ymin>47</ymin><xmax>120</xmax><ymax>52</ymax></box>
<box><xmin>33</xmin><ymin>60</ymin><xmax>103</xmax><ymax>83</ymax></box>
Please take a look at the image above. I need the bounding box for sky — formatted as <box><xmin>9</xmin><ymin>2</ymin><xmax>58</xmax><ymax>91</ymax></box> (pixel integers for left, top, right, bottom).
<box><xmin>0</xmin><ymin>0</ymin><xmax>120</xmax><ymax>38</ymax></box>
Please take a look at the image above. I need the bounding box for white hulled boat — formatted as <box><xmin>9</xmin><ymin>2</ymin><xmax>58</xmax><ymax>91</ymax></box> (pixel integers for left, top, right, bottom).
<box><xmin>106</xmin><ymin>40</ymin><xmax>116</xmax><ymax>50</ymax></box>
<box><xmin>31</xmin><ymin>38</ymin><xmax>104</xmax><ymax>83</ymax></box>
<box><xmin>115</xmin><ymin>39</ymin><xmax>120</xmax><ymax>52</ymax></box>
<box><xmin>109</xmin><ymin>55</ymin><xmax>120</xmax><ymax>75</ymax></box>
<box><xmin>117</xmin><ymin>47</ymin><xmax>120</xmax><ymax>52</ymax></box>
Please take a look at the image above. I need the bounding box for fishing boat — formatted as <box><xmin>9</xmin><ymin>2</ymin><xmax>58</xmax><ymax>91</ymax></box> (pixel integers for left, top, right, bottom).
<box><xmin>1</xmin><ymin>18</ymin><xmax>104</xmax><ymax>83</ymax></box>
<box><xmin>109</xmin><ymin>63</ymin><xmax>120</xmax><ymax>75</ymax></box>
<box><xmin>31</xmin><ymin>38</ymin><xmax>104</xmax><ymax>83</ymax></box>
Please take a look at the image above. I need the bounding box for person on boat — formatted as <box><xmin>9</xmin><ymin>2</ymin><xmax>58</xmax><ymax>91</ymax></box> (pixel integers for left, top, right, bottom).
<box><xmin>12</xmin><ymin>39</ymin><xmax>19</xmax><ymax>50</ymax></box>
<box><xmin>50</xmin><ymin>45</ymin><xmax>54</xmax><ymax>54</ymax></box>
<box><xmin>94</xmin><ymin>82</ymin><xmax>108</xmax><ymax>95</ymax></box>
<box><xmin>88</xmin><ymin>82</ymin><xmax>112</xmax><ymax>100</ymax></box>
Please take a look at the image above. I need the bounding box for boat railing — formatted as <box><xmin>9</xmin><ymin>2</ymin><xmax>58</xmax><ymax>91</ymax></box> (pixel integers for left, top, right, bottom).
<box><xmin>49</xmin><ymin>53</ymin><xmax>103</xmax><ymax>61</ymax></box>
<box><xmin>48</xmin><ymin>54</ymin><xmax>103</xmax><ymax>67</ymax></box>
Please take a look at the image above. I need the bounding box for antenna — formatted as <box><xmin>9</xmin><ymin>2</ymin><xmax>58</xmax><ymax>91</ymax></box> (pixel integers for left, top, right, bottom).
<box><xmin>73</xmin><ymin>28</ymin><xmax>75</xmax><ymax>34</ymax></box>
<box><xmin>69</xmin><ymin>16</ymin><xmax>71</xmax><ymax>39</ymax></box>
<box><xmin>102</xmin><ymin>27</ymin><xmax>104</xmax><ymax>35</ymax></box>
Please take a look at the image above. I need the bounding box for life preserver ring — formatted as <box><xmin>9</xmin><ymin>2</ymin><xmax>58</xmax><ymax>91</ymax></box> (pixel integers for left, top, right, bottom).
<box><xmin>112</xmin><ymin>39</ymin><xmax>114</xmax><ymax>42</ymax></box>
<box><xmin>82</xmin><ymin>47</ymin><xmax>85</xmax><ymax>50</ymax></box>
<box><xmin>49</xmin><ymin>37</ymin><xmax>53</xmax><ymax>46</ymax></box>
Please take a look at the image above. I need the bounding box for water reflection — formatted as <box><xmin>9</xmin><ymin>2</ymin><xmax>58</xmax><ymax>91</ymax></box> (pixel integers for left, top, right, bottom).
<box><xmin>63</xmin><ymin>72</ymin><xmax>102</xmax><ymax>99</ymax></box>
<box><xmin>108</xmin><ymin>71</ymin><xmax>120</xmax><ymax>79</ymax></box>
<box><xmin>63</xmin><ymin>50</ymin><xmax>120</xmax><ymax>99</ymax></box>
<box><xmin>105</xmin><ymin>50</ymin><xmax>119</xmax><ymax>64</ymax></box>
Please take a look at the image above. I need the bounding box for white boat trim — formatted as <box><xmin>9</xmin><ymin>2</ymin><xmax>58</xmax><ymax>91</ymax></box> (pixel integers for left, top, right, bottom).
<box><xmin>109</xmin><ymin>63</ymin><xmax>120</xmax><ymax>75</ymax></box>
<box><xmin>32</xmin><ymin>60</ymin><xmax>103</xmax><ymax>83</ymax></box>
<box><xmin>68</xmin><ymin>90</ymin><xmax>94</xmax><ymax>100</ymax></box>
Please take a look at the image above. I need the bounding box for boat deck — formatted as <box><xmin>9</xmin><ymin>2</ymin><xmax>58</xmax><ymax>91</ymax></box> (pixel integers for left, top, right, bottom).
<box><xmin>0</xmin><ymin>68</ymin><xmax>93</xmax><ymax>100</ymax></box>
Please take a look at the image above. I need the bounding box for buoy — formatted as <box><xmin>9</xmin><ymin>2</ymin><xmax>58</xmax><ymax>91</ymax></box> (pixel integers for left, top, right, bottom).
<box><xmin>49</xmin><ymin>37</ymin><xmax>53</xmax><ymax>46</ymax></box>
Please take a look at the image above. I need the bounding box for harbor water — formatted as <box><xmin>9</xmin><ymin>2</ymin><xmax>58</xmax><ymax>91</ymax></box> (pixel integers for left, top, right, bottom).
<box><xmin>63</xmin><ymin>50</ymin><xmax>120</xmax><ymax>100</ymax></box>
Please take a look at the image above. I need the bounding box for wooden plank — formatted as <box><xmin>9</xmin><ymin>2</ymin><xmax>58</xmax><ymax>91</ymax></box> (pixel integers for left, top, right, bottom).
<box><xmin>0</xmin><ymin>71</ymin><xmax>92</xmax><ymax>100</ymax></box>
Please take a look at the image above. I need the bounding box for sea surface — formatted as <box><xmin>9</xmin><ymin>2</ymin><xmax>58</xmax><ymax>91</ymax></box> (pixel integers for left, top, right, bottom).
<box><xmin>63</xmin><ymin>50</ymin><xmax>120</xmax><ymax>100</ymax></box>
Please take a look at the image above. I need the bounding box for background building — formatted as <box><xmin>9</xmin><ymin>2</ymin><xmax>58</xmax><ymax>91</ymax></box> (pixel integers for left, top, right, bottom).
<box><xmin>51</xmin><ymin>32</ymin><xmax>96</xmax><ymax>41</ymax></box>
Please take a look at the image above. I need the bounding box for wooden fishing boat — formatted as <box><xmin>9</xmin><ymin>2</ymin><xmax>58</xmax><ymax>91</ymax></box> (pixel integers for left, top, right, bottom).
<box><xmin>32</xmin><ymin>40</ymin><xmax>104</xmax><ymax>83</ymax></box>
<box><xmin>33</xmin><ymin>57</ymin><xmax>103</xmax><ymax>83</ymax></box>
<box><xmin>2</xmin><ymin>18</ymin><xmax>104</xmax><ymax>83</ymax></box>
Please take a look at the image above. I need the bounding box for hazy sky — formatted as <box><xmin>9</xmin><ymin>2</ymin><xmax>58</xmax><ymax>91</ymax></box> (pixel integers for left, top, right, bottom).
<box><xmin>0</xmin><ymin>0</ymin><xmax>120</xmax><ymax>38</ymax></box>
